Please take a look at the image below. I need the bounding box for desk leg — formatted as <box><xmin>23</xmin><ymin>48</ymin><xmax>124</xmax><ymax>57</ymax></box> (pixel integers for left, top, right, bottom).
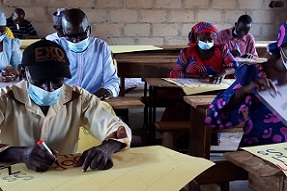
<box><xmin>148</xmin><ymin>86</ymin><xmax>153</xmax><ymax>143</ymax></box>
<box><xmin>189</xmin><ymin>107</ymin><xmax>211</xmax><ymax>159</ymax></box>
<box><xmin>119</xmin><ymin>76</ymin><xmax>125</xmax><ymax>96</ymax></box>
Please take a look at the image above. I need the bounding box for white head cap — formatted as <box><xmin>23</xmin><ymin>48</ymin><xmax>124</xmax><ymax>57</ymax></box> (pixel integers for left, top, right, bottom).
<box><xmin>0</xmin><ymin>12</ymin><xmax>6</xmax><ymax>26</ymax></box>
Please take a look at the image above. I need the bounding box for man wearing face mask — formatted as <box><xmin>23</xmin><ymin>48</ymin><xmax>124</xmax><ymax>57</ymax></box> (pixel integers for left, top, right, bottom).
<box><xmin>0</xmin><ymin>40</ymin><xmax>131</xmax><ymax>172</ymax></box>
<box><xmin>0</xmin><ymin>11</ymin><xmax>22</xmax><ymax>72</ymax></box>
<box><xmin>54</xmin><ymin>8</ymin><xmax>120</xmax><ymax>100</ymax></box>
<box><xmin>215</xmin><ymin>14</ymin><xmax>258</xmax><ymax>58</ymax></box>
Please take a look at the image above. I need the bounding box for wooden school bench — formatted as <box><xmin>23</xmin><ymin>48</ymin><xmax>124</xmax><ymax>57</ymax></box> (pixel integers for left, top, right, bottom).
<box><xmin>225</xmin><ymin>151</ymin><xmax>287</xmax><ymax>191</ymax></box>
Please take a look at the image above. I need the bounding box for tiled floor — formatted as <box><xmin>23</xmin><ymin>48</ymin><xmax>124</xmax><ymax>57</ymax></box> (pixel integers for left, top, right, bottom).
<box><xmin>125</xmin><ymin>87</ymin><xmax>252</xmax><ymax>191</ymax></box>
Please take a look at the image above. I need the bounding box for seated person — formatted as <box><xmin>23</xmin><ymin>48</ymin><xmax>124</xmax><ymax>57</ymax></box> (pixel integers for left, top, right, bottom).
<box><xmin>46</xmin><ymin>8</ymin><xmax>67</xmax><ymax>41</ymax></box>
<box><xmin>205</xmin><ymin>21</ymin><xmax>287</xmax><ymax>147</ymax></box>
<box><xmin>164</xmin><ymin>22</ymin><xmax>239</xmax><ymax>145</ymax></box>
<box><xmin>0</xmin><ymin>40</ymin><xmax>131</xmax><ymax>172</ymax></box>
<box><xmin>0</xmin><ymin>11</ymin><xmax>22</xmax><ymax>75</ymax></box>
<box><xmin>54</xmin><ymin>8</ymin><xmax>119</xmax><ymax>100</ymax></box>
<box><xmin>6</xmin><ymin>8</ymin><xmax>38</xmax><ymax>39</ymax></box>
<box><xmin>215</xmin><ymin>14</ymin><xmax>258</xmax><ymax>58</ymax></box>
<box><xmin>169</xmin><ymin>22</ymin><xmax>239</xmax><ymax>83</ymax></box>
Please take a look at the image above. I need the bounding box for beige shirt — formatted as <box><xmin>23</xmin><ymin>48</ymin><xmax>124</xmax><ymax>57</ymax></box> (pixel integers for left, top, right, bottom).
<box><xmin>0</xmin><ymin>81</ymin><xmax>131</xmax><ymax>154</ymax></box>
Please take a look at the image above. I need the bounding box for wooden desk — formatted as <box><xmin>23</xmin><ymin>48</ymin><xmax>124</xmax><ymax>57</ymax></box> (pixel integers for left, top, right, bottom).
<box><xmin>183</xmin><ymin>95</ymin><xmax>249</xmax><ymax>191</ymax></box>
<box><xmin>145</xmin><ymin>78</ymin><xmax>183</xmax><ymax>142</ymax></box>
<box><xmin>114</xmin><ymin>46</ymin><xmax>183</xmax><ymax>95</ymax></box>
<box><xmin>224</xmin><ymin>151</ymin><xmax>286</xmax><ymax>191</ymax></box>
<box><xmin>105</xmin><ymin>96</ymin><xmax>144</xmax><ymax>109</ymax></box>
<box><xmin>183</xmin><ymin>95</ymin><xmax>216</xmax><ymax>159</ymax></box>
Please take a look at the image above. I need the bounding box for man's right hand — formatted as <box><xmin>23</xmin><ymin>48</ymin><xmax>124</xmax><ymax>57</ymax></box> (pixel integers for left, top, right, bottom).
<box><xmin>230</xmin><ymin>49</ymin><xmax>241</xmax><ymax>57</ymax></box>
<box><xmin>21</xmin><ymin>145</ymin><xmax>55</xmax><ymax>172</ymax></box>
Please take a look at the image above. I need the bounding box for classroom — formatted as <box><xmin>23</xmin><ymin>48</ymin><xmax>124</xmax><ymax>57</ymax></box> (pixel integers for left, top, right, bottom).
<box><xmin>0</xmin><ymin>0</ymin><xmax>287</xmax><ymax>191</ymax></box>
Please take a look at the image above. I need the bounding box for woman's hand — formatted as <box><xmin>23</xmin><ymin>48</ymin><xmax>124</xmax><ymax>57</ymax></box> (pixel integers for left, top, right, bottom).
<box><xmin>244</xmin><ymin>77</ymin><xmax>277</xmax><ymax>94</ymax></box>
<box><xmin>209</xmin><ymin>70</ymin><xmax>227</xmax><ymax>84</ymax></box>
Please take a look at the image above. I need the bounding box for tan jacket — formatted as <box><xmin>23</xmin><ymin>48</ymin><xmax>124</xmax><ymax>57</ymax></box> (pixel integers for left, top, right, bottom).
<box><xmin>0</xmin><ymin>81</ymin><xmax>131</xmax><ymax>154</ymax></box>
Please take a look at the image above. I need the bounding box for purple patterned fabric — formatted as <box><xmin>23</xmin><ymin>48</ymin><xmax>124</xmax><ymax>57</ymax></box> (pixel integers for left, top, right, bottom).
<box><xmin>205</xmin><ymin>63</ymin><xmax>287</xmax><ymax>147</ymax></box>
<box><xmin>268</xmin><ymin>22</ymin><xmax>287</xmax><ymax>52</ymax></box>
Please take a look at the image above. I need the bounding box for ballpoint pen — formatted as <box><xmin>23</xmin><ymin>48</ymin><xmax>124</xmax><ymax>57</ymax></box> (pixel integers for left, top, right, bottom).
<box><xmin>37</xmin><ymin>140</ymin><xmax>60</xmax><ymax>166</ymax></box>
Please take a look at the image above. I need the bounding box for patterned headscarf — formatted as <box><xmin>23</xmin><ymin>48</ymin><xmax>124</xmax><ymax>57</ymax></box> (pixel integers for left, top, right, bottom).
<box><xmin>188</xmin><ymin>22</ymin><xmax>217</xmax><ymax>46</ymax></box>
<box><xmin>268</xmin><ymin>21</ymin><xmax>287</xmax><ymax>53</ymax></box>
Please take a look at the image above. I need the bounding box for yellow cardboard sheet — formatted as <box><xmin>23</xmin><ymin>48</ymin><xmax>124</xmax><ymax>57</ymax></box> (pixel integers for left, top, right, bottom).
<box><xmin>110</xmin><ymin>45</ymin><xmax>162</xmax><ymax>54</ymax></box>
<box><xmin>20</xmin><ymin>39</ymin><xmax>41</xmax><ymax>49</ymax></box>
<box><xmin>163</xmin><ymin>78</ymin><xmax>234</xmax><ymax>95</ymax></box>
<box><xmin>0</xmin><ymin>146</ymin><xmax>214</xmax><ymax>191</ymax></box>
<box><xmin>241</xmin><ymin>142</ymin><xmax>287</xmax><ymax>176</ymax></box>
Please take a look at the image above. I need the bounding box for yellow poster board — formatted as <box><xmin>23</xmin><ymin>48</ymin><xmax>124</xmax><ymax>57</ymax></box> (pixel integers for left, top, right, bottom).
<box><xmin>241</xmin><ymin>142</ymin><xmax>287</xmax><ymax>176</ymax></box>
<box><xmin>0</xmin><ymin>146</ymin><xmax>214</xmax><ymax>191</ymax></box>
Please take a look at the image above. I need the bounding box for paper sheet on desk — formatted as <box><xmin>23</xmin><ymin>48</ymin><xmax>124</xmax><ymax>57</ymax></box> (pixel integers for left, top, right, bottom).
<box><xmin>0</xmin><ymin>146</ymin><xmax>214</xmax><ymax>191</ymax></box>
<box><xmin>110</xmin><ymin>45</ymin><xmax>162</xmax><ymax>54</ymax></box>
<box><xmin>241</xmin><ymin>143</ymin><xmax>287</xmax><ymax>176</ymax></box>
<box><xmin>255</xmin><ymin>84</ymin><xmax>287</xmax><ymax>127</ymax></box>
<box><xmin>163</xmin><ymin>78</ymin><xmax>234</xmax><ymax>95</ymax></box>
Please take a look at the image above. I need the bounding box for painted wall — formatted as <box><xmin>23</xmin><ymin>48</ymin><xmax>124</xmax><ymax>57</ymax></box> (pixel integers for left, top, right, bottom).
<box><xmin>0</xmin><ymin>0</ymin><xmax>286</xmax><ymax>44</ymax></box>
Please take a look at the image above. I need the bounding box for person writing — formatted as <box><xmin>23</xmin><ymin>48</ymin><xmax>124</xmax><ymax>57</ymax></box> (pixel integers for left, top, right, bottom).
<box><xmin>6</xmin><ymin>8</ymin><xmax>38</xmax><ymax>39</ymax></box>
<box><xmin>54</xmin><ymin>8</ymin><xmax>119</xmax><ymax>100</ymax></box>
<box><xmin>205</xmin><ymin>21</ymin><xmax>287</xmax><ymax>147</ymax></box>
<box><xmin>0</xmin><ymin>11</ymin><xmax>22</xmax><ymax>73</ymax></box>
<box><xmin>215</xmin><ymin>14</ymin><xmax>258</xmax><ymax>58</ymax></box>
<box><xmin>170</xmin><ymin>22</ymin><xmax>238</xmax><ymax>84</ymax></box>
<box><xmin>46</xmin><ymin>8</ymin><xmax>67</xmax><ymax>41</ymax></box>
<box><xmin>0</xmin><ymin>40</ymin><xmax>131</xmax><ymax>172</ymax></box>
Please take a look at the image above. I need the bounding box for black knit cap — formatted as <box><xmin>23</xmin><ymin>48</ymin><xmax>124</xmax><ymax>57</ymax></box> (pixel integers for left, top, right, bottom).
<box><xmin>22</xmin><ymin>39</ymin><xmax>71</xmax><ymax>80</ymax></box>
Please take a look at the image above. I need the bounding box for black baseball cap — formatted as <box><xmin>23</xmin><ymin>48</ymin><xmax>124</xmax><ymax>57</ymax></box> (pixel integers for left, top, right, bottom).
<box><xmin>22</xmin><ymin>39</ymin><xmax>71</xmax><ymax>80</ymax></box>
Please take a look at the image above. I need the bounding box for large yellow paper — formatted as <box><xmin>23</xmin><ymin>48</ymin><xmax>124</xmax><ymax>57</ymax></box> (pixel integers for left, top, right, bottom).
<box><xmin>20</xmin><ymin>39</ymin><xmax>41</xmax><ymax>49</ymax></box>
<box><xmin>0</xmin><ymin>146</ymin><xmax>214</xmax><ymax>191</ymax></box>
<box><xmin>241</xmin><ymin>142</ymin><xmax>287</xmax><ymax>176</ymax></box>
<box><xmin>163</xmin><ymin>78</ymin><xmax>234</xmax><ymax>95</ymax></box>
<box><xmin>109</xmin><ymin>45</ymin><xmax>162</xmax><ymax>54</ymax></box>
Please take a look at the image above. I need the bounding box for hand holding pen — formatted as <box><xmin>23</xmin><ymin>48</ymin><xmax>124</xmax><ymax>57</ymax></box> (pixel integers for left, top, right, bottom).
<box><xmin>21</xmin><ymin>140</ymin><xmax>58</xmax><ymax>172</ymax></box>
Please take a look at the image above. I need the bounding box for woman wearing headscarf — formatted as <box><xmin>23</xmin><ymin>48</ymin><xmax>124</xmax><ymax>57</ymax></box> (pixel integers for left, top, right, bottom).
<box><xmin>0</xmin><ymin>11</ymin><xmax>22</xmax><ymax>78</ymax></box>
<box><xmin>169</xmin><ymin>22</ymin><xmax>238</xmax><ymax>83</ymax></box>
<box><xmin>205</xmin><ymin>21</ymin><xmax>287</xmax><ymax>147</ymax></box>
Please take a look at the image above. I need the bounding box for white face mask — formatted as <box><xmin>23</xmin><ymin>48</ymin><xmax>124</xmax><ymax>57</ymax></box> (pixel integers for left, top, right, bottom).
<box><xmin>198</xmin><ymin>40</ymin><xmax>214</xmax><ymax>50</ymax></box>
<box><xmin>280</xmin><ymin>47</ymin><xmax>287</xmax><ymax>70</ymax></box>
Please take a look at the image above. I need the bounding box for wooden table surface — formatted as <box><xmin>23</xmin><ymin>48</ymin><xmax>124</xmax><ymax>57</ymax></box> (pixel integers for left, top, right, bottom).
<box><xmin>105</xmin><ymin>97</ymin><xmax>144</xmax><ymax>109</ymax></box>
<box><xmin>183</xmin><ymin>95</ymin><xmax>216</xmax><ymax>109</ymax></box>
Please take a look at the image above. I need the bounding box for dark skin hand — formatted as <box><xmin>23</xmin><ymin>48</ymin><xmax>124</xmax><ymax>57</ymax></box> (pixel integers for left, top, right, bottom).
<box><xmin>74</xmin><ymin>139</ymin><xmax>125</xmax><ymax>171</ymax></box>
<box><xmin>94</xmin><ymin>88</ymin><xmax>113</xmax><ymax>100</ymax></box>
<box><xmin>222</xmin><ymin>48</ymin><xmax>287</xmax><ymax>111</ymax></box>
<box><xmin>0</xmin><ymin>145</ymin><xmax>56</xmax><ymax>172</ymax></box>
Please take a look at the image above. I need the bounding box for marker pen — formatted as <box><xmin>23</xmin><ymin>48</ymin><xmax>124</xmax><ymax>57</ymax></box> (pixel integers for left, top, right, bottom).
<box><xmin>37</xmin><ymin>140</ymin><xmax>60</xmax><ymax>166</ymax></box>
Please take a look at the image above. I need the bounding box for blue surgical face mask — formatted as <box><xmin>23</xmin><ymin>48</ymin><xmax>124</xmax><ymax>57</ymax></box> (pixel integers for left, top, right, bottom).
<box><xmin>27</xmin><ymin>81</ymin><xmax>63</xmax><ymax>106</ymax></box>
<box><xmin>0</xmin><ymin>33</ymin><xmax>6</xmax><ymax>42</ymax></box>
<box><xmin>280</xmin><ymin>48</ymin><xmax>287</xmax><ymax>70</ymax></box>
<box><xmin>67</xmin><ymin>37</ymin><xmax>89</xmax><ymax>53</ymax></box>
<box><xmin>198</xmin><ymin>40</ymin><xmax>214</xmax><ymax>50</ymax></box>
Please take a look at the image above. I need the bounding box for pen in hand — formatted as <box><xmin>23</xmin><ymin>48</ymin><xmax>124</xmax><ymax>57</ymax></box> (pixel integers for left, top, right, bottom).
<box><xmin>37</xmin><ymin>140</ymin><xmax>60</xmax><ymax>166</ymax></box>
